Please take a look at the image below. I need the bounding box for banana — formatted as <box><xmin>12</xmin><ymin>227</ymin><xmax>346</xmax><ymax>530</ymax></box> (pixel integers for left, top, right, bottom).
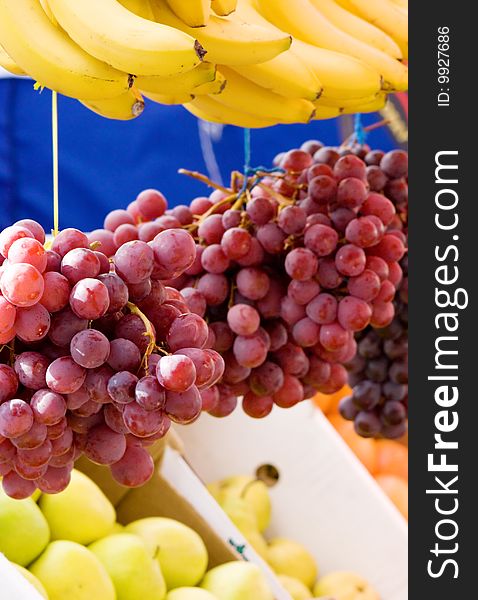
<box><xmin>211</xmin><ymin>0</ymin><xmax>238</xmax><ymax>16</ymax></box>
<box><xmin>212</xmin><ymin>67</ymin><xmax>318</xmax><ymax>123</ymax></box>
<box><xmin>185</xmin><ymin>95</ymin><xmax>278</xmax><ymax>128</ymax></box>
<box><xmin>195</xmin><ymin>70</ymin><xmax>227</xmax><ymax>94</ymax></box>
<box><xmin>335</xmin><ymin>0</ymin><xmax>408</xmax><ymax>59</ymax></box>
<box><xmin>142</xmin><ymin>90</ymin><xmax>196</xmax><ymax>105</ymax></box>
<box><xmin>0</xmin><ymin>0</ymin><xmax>130</xmax><ymax>100</ymax></box>
<box><xmin>47</xmin><ymin>0</ymin><xmax>203</xmax><ymax>77</ymax></box>
<box><xmin>232</xmin><ymin>51</ymin><xmax>322</xmax><ymax>101</ymax></box>
<box><xmin>309</xmin><ymin>0</ymin><xmax>402</xmax><ymax>59</ymax></box>
<box><xmin>39</xmin><ymin>0</ymin><xmax>59</xmax><ymax>26</ymax></box>
<box><xmin>389</xmin><ymin>0</ymin><xmax>408</xmax><ymax>9</ymax></box>
<box><xmin>236</xmin><ymin>1</ymin><xmax>382</xmax><ymax>102</ymax></box>
<box><xmin>316</xmin><ymin>92</ymin><xmax>378</xmax><ymax>109</ymax></box>
<box><xmin>135</xmin><ymin>62</ymin><xmax>216</xmax><ymax>94</ymax></box>
<box><xmin>340</xmin><ymin>92</ymin><xmax>387</xmax><ymax>114</ymax></box>
<box><xmin>0</xmin><ymin>45</ymin><xmax>26</xmax><ymax>76</ymax></box>
<box><xmin>150</xmin><ymin>0</ymin><xmax>292</xmax><ymax>66</ymax></box>
<box><xmin>255</xmin><ymin>0</ymin><xmax>408</xmax><ymax>91</ymax></box>
<box><xmin>81</xmin><ymin>87</ymin><xmax>145</xmax><ymax>119</ymax></box>
<box><xmin>166</xmin><ymin>0</ymin><xmax>211</xmax><ymax>27</ymax></box>
<box><xmin>118</xmin><ymin>0</ymin><xmax>157</xmax><ymax>19</ymax></box>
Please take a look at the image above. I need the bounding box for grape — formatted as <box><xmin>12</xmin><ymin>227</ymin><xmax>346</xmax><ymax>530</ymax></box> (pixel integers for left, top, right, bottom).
<box><xmin>361</xmin><ymin>193</ymin><xmax>396</xmax><ymax>226</ymax></box>
<box><xmin>176</xmin><ymin>348</ymin><xmax>215</xmax><ymax>389</ymax></box>
<box><xmin>51</xmin><ymin>228</ymin><xmax>89</xmax><ymax>258</ymax></box>
<box><xmin>157</xmin><ymin>354</ymin><xmax>196</xmax><ymax>392</ymax></box>
<box><xmin>236</xmin><ymin>267</ymin><xmax>270</xmax><ymax>300</ymax></box>
<box><xmin>0</xmin><ymin>296</ymin><xmax>16</xmax><ymax>334</ymax></box>
<box><xmin>50</xmin><ymin>427</ymin><xmax>73</xmax><ymax>457</ymax></box>
<box><xmin>0</xmin><ymin>225</ymin><xmax>34</xmax><ymax>258</ymax></box>
<box><xmin>227</xmin><ymin>304</ymin><xmax>260</xmax><ymax>336</ymax></box>
<box><xmin>14</xmin><ymin>352</ymin><xmax>49</xmax><ymax>389</ymax></box>
<box><xmin>135</xmin><ymin>376</ymin><xmax>166</xmax><ymax>411</ymax></box>
<box><xmin>354</xmin><ymin>411</ymin><xmax>381</xmax><ymax>437</ymax></box>
<box><xmin>66</xmin><ymin>386</ymin><xmax>89</xmax><ymax>411</ymax></box>
<box><xmin>236</xmin><ymin>238</ymin><xmax>265</xmax><ymax>268</ymax></box>
<box><xmin>14</xmin><ymin>219</ymin><xmax>46</xmax><ymax>244</ymax></box>
<box><xmin>15</xmin><ymin>304</ymin><xmax>51</xmax><ymax>343</ymax></box>
<box><xmin>306</xmin><ymin>293</ymin><xmax>337</xmax><ymax>325</ymax></box>
<box><xmin>370</xmin><ymin>301</ymin><xmax>395</xmax><ymax>328</ymax></box>
<box><xmin>249</xmin><ymin>361</ymin><xmax>284</xmax><ymax>396</ymax></box>
<box><xmin>180</xmin><ymin>287</ymin><xmax>207</xmax><ymax>318</ymax></box>
<box><xmin>0</xmin><ymin>326</ymin><xmax>15</xmax><ymax>344</ymax></box>
<box><xmin>8</xmin><ymin>237</ymin><xmax>47</xmax><ymax>272</ymax></box>
<box><xmin>123</xmin><ymin>402</ymin><xmax>169</xmax><ymax>436</ymax></box>
<box><xmin>285</xmin><ymin>248</ymin><xmax>318</xmax><ymax>281</ymax></box>
<box><xmin>281</xmin><ymin>149</ymin><xmax>313</xmax><ymax>171</ymax></box>
<box><xmin>167</xmin><ymin>313</ymin><xmax>208</xmax><ymax>351</ymax></box>
<box><xmin>197</xmin><ymin>273</ymin><xmax>229</xmax><ymax>306</ymax></box>
<box><xmin>127</xmin><ymin>279</ymin><xmax>152</xmax><ymax>303</ymax></box>
<box><xmin>2</xmin><ymin>471</ymin><xmax>36</xmax><ymax>499</ymax></box>
<box><xmin>345</xmin><ymin>218</ymin><xmax>379</xmax><ymax>248</ymax></box>
<box><xmin>88</xmin><ymin>229</ymin><xmax>117</xmax><ymax>258</ymax></box>
<box><xmin>208</xmin><ymin>386</ymin><xmax>238</xmax><ymax>418</ymax></box>
<box><xmin>246</xmin><ymin>196</ymin><xmax>276</xmax><ymax>225</ymax></box>
<box><xmin>292</xmin><ymin>317</ymin><xmax>320</xmax><ymax>347</ymax></box>
<box><xmin>336</xmin><ymin>177</ymin><xmax>367</xmax><ymax>209</ymax></box>
<box><xmin>233</xmin><ymin>333</ymin><xmax>268</xmax><ymax>369</ymax></box>
<box><xmin>200</xmin><ymin>386</ymin><xmax>220</xmax><ymax>412</ymax></box>
<box><xmin>365</xmin><ymin>256</ymin><xmax>389</xmax><ymax>281</ymax></box>
<box><xmin>104</xmin><ymin>404</ymin><xmax>129</xmax><ymax>434</ymax></box>
<box><xmin>308</xmin><ymin>175</ymin><xmax>337</xmax><ymax>205</ymax></box>
<box><xmin>113</xmin><ymin>223</ymin><xmax>138</xmax><ymax>247</ymax></box>
<box><xmin>70</xmin><ymin>329</ymin><xmax>110</xmax><ymax>368</ymax></box>
<box><xmin>201</xmin><ymin>244</ymin><xmax>230</xmax><ymax>274</ymax></box>
<box><xmin>36</xmin><ymin>465</ymin><xmax>72</xmax><ymax>494</ymax></box>
<box><xmin>47</xmin><ymin>416</ymin><xmax>68</xmax><ymax>440</ymax></box>
<box><xmin>333</xmin><ymin>154</ymin><xmax>366</xmax><ymax>181</ymax></box>
<box><xmin>337</xmin><ymin>296</ymin><xmax>372</xmax><ymax>331</ymax></box>
<box><xmin>335</xmin><ymin>244</ymin><xmax>366</xmax><ymax>277</ymax></box>
<box><xmin>303</xmin><ymin>355</ymin><xmax>331</xmax><ymax>387</ymax></box>
<box><xmin>274</xmin><ymin>343</ymin><xmax>309</xmax><ymax>376</ymax></box>
<box><xmin>40</xmin><ymin>272</ymin><xmax>71</xmax><ymax>313</ymax></box>
<box><xmin>70</xmin><ymin>278</ymin><xmax>110</xmax><ymax>320</ymax></box>
<box><xmin>366</xmin><ymin>165</ymin><xmax>388</xmax><ymax>191</ymax></box>
<box><xmin>273</xmin><ymin>374</ymin><xmax>304</xmax><ymax>408</ymax></box>
<box><xmin>114</xmin><ymin>240</ymin><xmax>154</xmax><ymax>284</ymax></box>
<box><xmin>314</xmin><ymin>146</ymin><xmax>339</xmax><ymax>166</ymax></box>
<box><xmin>256</xmin><ymin>223</ymin><xmax>286</xmax><ymax>254</ymax></box>
<box><xmin>222</xmin><ymin>352</ymin><xmax>251</xmax><ymax>384</ymax></box>
<box><xmin>46</xmin><ymin>357</ymin><xmax>86</xmax><ymax>394</ymax></box>
<box><xmin>31</xmin><ymin>389</ymin><xmax>67</xmax><ymax>425</ymax></box>
<box><xmin>83</xmin><ymin>365</ymin><xmax>112</xmax><ymax>404</ymax></box>
<box><xmin>136</xmin><ymin>189</ymin><xmax>167</xmax><ymax>219</ymax></box>
<box><xmin>0</xmin><ymin>439</ymin><xmax>16</xmax><ymax>463</ymax></box>
<box><xmin>104</xmin><ymin>209</ymin><xmax>135</xmax><ymax>232</ymax></box>
<box><xmin>1</xmin><ymin>263</ymin><xmax>44</xmax><ymax>307</ymax></box>
<box><xmin>137</xmin><ymin>280</ymin><xmax>166</xmax><ymax>314</ymax></box>
<box><xmin>107</xmin><ymin>338</ymin><xmax>141</xmax><ymax>372</ymax></box>
<box><xmin>11</xmin><ymin>420</ymin><xmax>47</xmax><ymax>450</ymax></box>
<box><xmin>221</xmin><ymin>228</ymin><xmax>252</xmax><ymax>260</ymax></box>
<box><xmin>61</xmin><ymin>248</ymin><xmax>100</xmax><ymax>284</ymax></box>
<box><xmin>242</xmin><ymin>393</ymin><xmax>273</xmax><ymax>419</ymax></box>
<box><xmin>151</xmin><ymin>229</ymin><xmax>196</xmax><ymax>279</ymax></box>
<box><xmin>110</xmin><ymin>444</ymin><xmax>154</xmax><ymax>487</ymax></box>
<box><xmin>209</xmin><ymin>322</ymin><xmax>234</xmax><ymax>352</ymax></box>
<box><xmin>49</xmin><ymin>308</ymin><xmax>88</xmax><ymax>347</ymax></box>
<box><xmin>14</xmin><ymin>457</ymin><xmax>49</xmax><ymax>481</ymax></box>
<box><xmin>83</xmin><ymin>424</ymin><xmax>126</xmax><ymax>465</ymax></box>
<box><xmin>0</xmin><ymin>399</ymin><xmax>34</xmax><ymax>438</ymax></box>
<box><xmin>380</xmin><ymin>150</ymin><xmax>408</xmax><ymax>178</ymax></box>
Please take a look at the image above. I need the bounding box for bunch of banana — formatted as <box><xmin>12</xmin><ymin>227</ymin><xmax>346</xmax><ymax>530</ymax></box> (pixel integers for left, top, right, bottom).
<box><xmin>0</xmin><ymin>0</ymin><xmax>407</xmax><ymax>125</ymax></box>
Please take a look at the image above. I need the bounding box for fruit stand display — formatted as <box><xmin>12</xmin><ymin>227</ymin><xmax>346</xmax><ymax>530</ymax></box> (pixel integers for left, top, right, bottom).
<box><xmin>0</xmin><ymin>1</ymin><xmax>408</xmax><ymax>599</ymax></box>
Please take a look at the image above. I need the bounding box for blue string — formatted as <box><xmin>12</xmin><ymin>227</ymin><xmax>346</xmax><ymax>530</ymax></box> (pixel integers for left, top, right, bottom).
<box><xmin>353</xmin><ymin>113</ymin><xmax>366</xmax><ymax>145</ymax></box>
<box><xmin>243</xmin><ymin>128</ymin><xmax>252</xmax><ymax>173</ymax></box>
<box><xmin>240</xmin><ymin>128</ymin><xmax>285</xmax><ymax>197</ymax></box>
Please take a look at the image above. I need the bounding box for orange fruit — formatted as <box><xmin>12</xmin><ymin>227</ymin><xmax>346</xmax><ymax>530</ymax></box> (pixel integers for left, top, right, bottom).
<box><xmin>375</xmin><ymin>440</ymin><xmax>408</xmax><ymax>481</ymax></box>
<box><xmin>375</xmin><ymin>474</ymin><xmax>408</xmax><ymax>520</ymax></box>
<box><xmin>328</xmin><ymin>414</ymin><xmax>378</xmax><ymax>475</ymax></box>
<box><xmin>313</xmin><ymin>385</ymin><xmax>352</xmax><ymax>415</ymax></box>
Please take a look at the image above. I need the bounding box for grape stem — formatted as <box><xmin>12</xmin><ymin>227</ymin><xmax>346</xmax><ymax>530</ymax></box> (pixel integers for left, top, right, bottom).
<box><xmin>126</xmin><ymin>301</ymin><xmax>157</xmax><ymax>372</ymax></box>
<box><xmin>178</xmin><ymin>169</ymin><xmax>230</xmax><ymax>194</ymax></box>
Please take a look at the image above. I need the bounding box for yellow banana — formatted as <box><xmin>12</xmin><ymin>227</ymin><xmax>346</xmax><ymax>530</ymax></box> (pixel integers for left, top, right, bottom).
<box><xmin>150</xmin><ymin>0</ymin><xmax>292</xmax><ymax>66</ymax></box>
<box><xmin>185</xmin><ymin>95</ymin><xmax>277</xmax><ymax>128</ymax></box>
<box><xmin>39</xmin><ymin>0</ymin><xmax>59</xmax><ymax>26</ymax></box>
<box><xmin>336</xmin><ymin>0</ymin><xmax>408</xmax><ymax>59</ymax></box>
<box><xmin>340</xmin><ymin>92</ymin><xmax>387</xmax><ymax>114</ymax></box>
<box><xmin>232</xmin><ymin>51</ymin><xmax>322</xmax><ymax>101</ymax></box>
<box><xmin>0</xmin><ymin>45</ymin><xmax>26</xmax><ymax>76</ymax></box>
<box><xmin>143</xmin><ymin>90</ymin><xmax>196</xmax><ymax>105</ymax></box>
<box><xmin>81</xmin><ymin>87</ymin><xmax>145</xmax><ymax>120</ymax></box>
<box><xmin>166</xmin><ymin>0</ymin><xmax>210</xmax><ymax>27</ymax></box>
<box><xmin>211</xmin><ymin>0</ymin><xmax>238</xmax><ymax>16</ymax></box>
<box><xmin>118</xmin><ymin>0</ymin><xmax>157</xmax><ymax>19</ymax></box>
<box><xmin>47</xmin><ymin>0</ymin><xmax>203</xmax><ymax>77</ymax></box>
<box><xmin>135</xmin><ymin>62</ymin><xmax>216</xmax><ymax>94</ymax></box>
<box><xmin>0</xmin><ymin>0</ymin><xmax>130</xmax><ymax>100</ymax></box>
<box><xmin>389</xmin><ymin>0</ymin><xmax>407</xmax><ymax>8</ymax></box>
<box><xmin>194</xmin><ymin>70</ymin><xmax>227</xmax><ymax>94</ymax></box>
<box><xmin>310</xmin><ymin>0</ymin><xmax>402</xmax><ymax>59</ymax></box>
<box><xmin>236</xmin><ymin>1</ymin><xmax>382</xmax><ymax>102</ymax></box>
<box><xmin>212</xmin><ymin>67</ymin><xmax>318</xmax><ymax>123</ymax></box>
<box><xmin>255</xmin><ymin>0</ymin><xmax>408</xmax><ymax>91</ymax></box>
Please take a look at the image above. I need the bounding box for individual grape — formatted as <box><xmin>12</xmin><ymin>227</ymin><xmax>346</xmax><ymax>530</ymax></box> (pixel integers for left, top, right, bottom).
<box><xmin>114</xmin><ymin>314</ymin><xmax>151</xmax><ymax>355</ymax></box>
<box><xmin>354</xmin><ymin>411</ymin><xmax>382</xmax><ymax>438</ymax></box>
<box><xmin>380</xmin><ymin>150</ymin><xmax>408</xmax><ymax>178</ymax></box>
<box><xmin>137</xmin><ymin>280</ymin><xmax>166</xmax><ymax>314</ymax></box>
<box><xmin>151</xmin><ymin>229</ymin><xmax>196</xmax><ymax>280</ymax></box>
<box><xmin>306</xmin><ymin>293</ymin><xmax>337</xmax><ymax>324</ymax></box>
<box><xmin>176</xmin><ymin>348</ymin><xmax>216</xmax><ymax>389</ymax></box>
<box><xmin>123</xmin><ymin>401</ymin><xmax>169</xmax><ymax>436</ymax></box>
<box><xmin>0</xmin><ymin>326</ymin><xmax>15</xmax><ymax>344</ymax></box>
<box><xmin>135</xmin><ymin>376</ymin><xmax>166</xmax><ymax>411</ymax></box>
<box><xmin>236</xmin><ymin>267</ymin><xmax>270</xmax><ymax>300</ymax></box>
<box><xmin>317</xmin><ymin>259</ymin><xmax>343</xmax><ymax>289</ymax></box>
<box><xmin>167</xmin><ymin>313</ymin><xmax>209</xmax><ymax>351</ymax></box>
<box><xmin>361</xmin><ymin>193</ymin><xmax>396</xmax><ymax>226</ymax></box>
<box><xmin>2</xmin><ymin>471</ymin><xmax>36</xmax><ymax>499</ymax></box>
<box><xmin>274</xmin><ymin>343</ymin><xmax>309</xmax><ymax>376</ymax></box>
<box><xmin>88</xmin><ymin>229</ymin><xmax>117</xmax><ymax>258</ymax></box>
<box><xmin>0</xmin><ymin>399</ymin><xmax>34</xmax><ymax>438</ymax></box>
<box><xmin>110</xmin><ymin>443</ymin><xmax>154</xmax><ymax>487</ymax></box>
<box><xmin>70</xmin><ymin>329</ymin><xmax>110</xmax><ymax>369</ymax></box>
<box><xmin>233</xmin><ymin>333</ymin><xmax>268</xmax><ymax>369</ymax></box>
<box><xmin>369</xmin><ymin>235</ymin><xmax>406</xmax><ymax>263</ymax></box>
<box><xmin>103</xmin><ymin>404</ymin><xmax>128</xmax><ymax>434</ymax></box>
<box><xmin>235</xmin><ymin>237</ymin><xmax>265</xmax><ymax>268</ymax></box>
<box><xmin>14</xmin><ymin>352</ymin><xmax>49</xmax><ymax>390</ymax></box>
<box><xmin>136</xmin><ymin>189</ymin><xmax>167</xmax><ymax>219</ymax></box>
<box><xmin>180</xmin><ymin>288</ymin><xmax>207</xmax><ymax>318</ymax></box>
<box><xmin>208</xmin><ymin>385</ymin><xmax>238</xmax><ymax>418</ymax></box>
<box><xmin>70</xmin><ymin>278</ymin><xmax>110</xmax><ymax>320</ymax></box>
<box><xmin>335</xmin><ymin>244</ymin><xmax>366</xmax><ymax>277</ymax></box>
<box><xmin>96</xmin><ymin>251</ymin><xmax>111</xmax><ymax>276</ymax></box>
<box><xmin>104</xmin><ymin>209</ymin><xmax>135</xmax><ymax>232</ymax></box>
<box><xmin>319</xmin><ymin>322</ymin><xmax>349</xmax><ymax>351</ymax></box>
<box><xmin>336</xmin><ymin>177</ymin><xmax>367</xmax><ymax>209</ymax></box>
<box><xmin>31</xmin><ymin>389</ymin><xmax>67</xmax><ymax>425</ymax></box>
<box><xmin>333</xmin><ymin>154</ymin><xmax>366</xmax><ymax>182</ymax></box>
<box><xmin>285</xmin><ymin>248</ymin><xmax>318</xmax><ymax>281</ymax></box>
<box><xmin>127</xmin><ymin>279</ymin><xmax>151</xmax><ymax>302</ymax></box>
<box><xmin>36</xmin><ymin>465</ymin><xmax>72</xmax><ymax>494</ymax></box>
<box><xmin>107</xmin><ymin>338</ymin><xmax>141</xmax><ymax>372</ymax></box>
<box><xmin>0</xmin><ymin>296</ymin><xmax>16</xmax><ymax>334</ymax></box>
<box><xmin>50</xmin><ymin>427</ymin><xmax>73</xmax><ymax>457</ymax></box>
<box><xmin>47</xmin><ymin>416</ymin><xmax>68</xmax><ymax>440</ymax></box>
<box><xmin>301</xmin><ymin>139</ymin><xmax>323</xmax><ymax>155</ymax></box>
<box><xmin>190</xmin><ymin>196</ymin><xmax>213</xmax><ymax>215</ymax></box>
<box><xmin>201</xmin><ymin>244</ymin><xmax>230</xmax><ymax>273</ymax></box>
<box><xmin>72</xmin><ymin>398</ymin><xmax>102</xmax><ymax>417</ymax></box>
<box><xmin>256</xmin><ymin>223</ymin><xmax>286</xmax><ymax>254</ymax></box>
<box><xmin>337</xmin><ymin>296</ymin><xmax>372</xmax><ymax>331</ymax></box>
<box><xmin>273</xmin><ymin>375</ymin><xmax>304</xmax><ymax>408</ymax></box>
<box><xmin>352</xmin><ymin>381</ymin><xmax>381</xmax><ymax>410</ymax></box>
<box><xmin>210</xmin><ymin>321</ymin><xmax>234</xmax><ymax>352</ymax></box>
<box><xmin>48</xmin><ymin>308</ymin><xmax>88</xmax><ymax>347</ymax></box>
<box><xmin>303</xmin><ymin>355</ymin><xmax>331</xmax><ymax>387</ymax></box>
<box><xmin>366</xmin><ymin>165</ymin><xmax>388</xmax><ymax>191</ymax></box>
<box><xmin>0</xmin><ymin>225</ymin><xmax>34</xmax><ymax>258</ymax></box>
<box><xmin>200</xmin><ymin>386</ymin><xmax>219</xmax><ymax>412</ymax></box>
<box><xmin>246</xmin><ymin>196</ymin><xmax>275</xmax><ymax>225</ymax></box>
<box><xmin>61</xmin><ymin>248</ymin><xmax>100</xmax><ymax>284</ymax></box>
<box><xmin>288</xmin><ymin>279</ymin><xmax>319</xmax><ymax>305</ymax></box>
<box><xmin>263</xmin><ymin>321</ymin><xmax>288</xmax><ymax>352</ymax></box>
<box><xmin>385</xmin><ymin>178</ymin><xmax>408</xmax><ymax>204</ymax></box>
<box><xmin>1</xmin><ymin>263</ymin><xmax>44</xmax><ymax>307</ymax></box>
<box><xmin>318</xmin><ymin>363</ymin><xmax>348</xmax><ymax>394</ymax></box>
<box><xmin>14</xmin><ymin>456</ymin><xmax>49</xmax><ymax>481</ymax></box>
<box><xmin>227</xmin><ymin>304</ymin><xmax>260</xmax><ymax>336</ymax></box>
<box><xmin>330</xmin><ymin>207</ymin><xmax>356</xmax><ymax>233</ymax></box>
<box><xmin>14</xmin><ymin>219</ymin><xmax>45</xmax><ymax>244</ymax></box>
<box><xmin>40</xmin><ymin>272</ymin><xmax>71</xmax><ymax>313</ymax></box>
<box><xmin>221</xmin><ymin>228</ymin><xmax>252</xmax><ymax>260</ymax></box>
<box><xmin>281</xmin><ymin>149</ymin><xmax>313</xmax><ymax>171</ymax></box>
<box><xmin>8</xmin><ymin>237</ymin><xmax>47</xmax><ymax>272</ymax></box>
<box><xmin>51</xmin><ymin>228</ymin><xmax>89</xmax><ymax>257</ymax></box>
<box><xmin>304</xmin><ymin>224</ymin><xmax>338</xmax><ymax>257</ymax></box>
<box><xmin>308</xmin><ymin>175</ymin><xmax>337</xmax><ymax>205</ymax></box>
<box><xmin>242</xmin><ymin>393</ymin><xmax>273</xmax><ymax>419</ymax></box>
<box><xmin>196</xmin><ymin>273</ymin><xmax>229</xmax><ymax>306</ymax></box>
<box><xmin>314</xmin><ymin>146</ymin><xmax>339</xmax><ymax>166</ymax></box>
<box><xmin>222</xmin><ymin>352</ymin><xmax>251</xmax><ymax>385</ymax></box>
<box><xmin>113</xmin><ymin>223</ymin><xmax>138</xmax><ymax>247</ymax></box>
<box><xmin>345</xmin><ymin>217</ymin><xmax>379</xmax><ymax>248</ymax></box>
<box><xmin>65</xmin><ymin>386</ymin><xmax>89</xmax><ymax>411</ymax></box>
<box><xmin>249</xmin><ymin>361</ymin><xmax>284</xmax><ymax>396</ymax></box>
<box><xmin>15</xmin><ymin>304</ymin><xmax>51</xmax><ymax>343</ymax></box>
<box><xmin>171</xmin><ymin>205</ymin><xmax>193</xmax><ymax>226</ymax></box>
<box><xmin>365</xmin><ymin>256</ymin><xmax>389</xmax><ymax>281</ymax></box>
<box><xmin>83</xmin><ymin>424</ymin><xmax>126</xmax><ymax>465</ymax></box>
<box><xmin>12</xmin><ymin>421</ymin><xmax>47</xmax><ymax>450</ymax></box>
<box><xmin>46</xmin><ymin>357</ymin><xmax>86</xmax><ymax>394</ymax></box>
<box><xmin>347</xmin><ymin>270</ymin><xmax>381</xmax><ymax>302</ymax></box>
<box><xmin>157</xmin><ymin>354</ymin><xmax>196</xmax><ymax>392</ymax></box>
<box><xmin>370</xmin><ymin>301</ymin><xmax>395</xmax><ymax>328</ymax></box>
<box><xmin>375</xmin><ymin>280</ymin><xmax>396</xmax><ymax>304</ymax></box>
<box><xmin>338</xmin><ymin>395</ymin><xmax>360</xmax><ymax>421</ymax></box>
<box><xmin>278</xmin><ymin>205</ymin><xmax>306</xmax><ymax>235</ymax></box>
<box><xmin>0</xmin><ymin>439</ymin><xmax>16</xmax><ymax>463</ymax></box>
<box><xmin>114</xmin><ymin>240</ymin><xmax>154</xmax><ymax>284</ymax></box>
<box><xmin>292</xmin><ymin>317</ymin><xmax>320</xmax><ymax>347</ymax></box>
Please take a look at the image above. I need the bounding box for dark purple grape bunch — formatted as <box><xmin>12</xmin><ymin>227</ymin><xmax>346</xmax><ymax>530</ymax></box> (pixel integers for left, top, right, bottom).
<box><xmin>0</xmin><ymin>191</ymin><xmax>224</xmax><ymax>500</ymax></box>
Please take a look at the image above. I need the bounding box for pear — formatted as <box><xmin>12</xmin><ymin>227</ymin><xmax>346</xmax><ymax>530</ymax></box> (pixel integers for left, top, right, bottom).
<box><xmin>201</xmin><ymin>562</ymin><xmax>273</xmax><ymax>600</ymax></box>
<box><xmin>126</xmin><ymin>517</ymin><xmax>208</xmax><ymax>590</ymax></box>
<box><xmin>0</xmin><ymin>487</ymin><xmax>50</xmax><ymax>566</ymax></box>
<box><xmin>211</xmin><ymin>476</ymin><xmax>271</xmax><ymax>532</ymax></box>
<box><xmin>29</xmin><ymin>540</ymin><xmax>116</xmax><ymax>600</ymax></box>
<box><xmin>89</xmin><ymin>533</ymin><xmax>167</xmax><ymax>600</ymax></box>
<box><xmin>278</xmin><ymin>575</ymin><xmax>313</xmax><ymax>599</ymax></box>
<box><xmin>267</xmin><ymin>538</ymin><xmax>318</xmax><ymax>589</ymax></box>
<box><xmin>313</xmin><ymin>572</ymin><xmax>380</xmax><ymax>600</ymax></box>
<box><xmin>14</xmin><ymin>565</ymin><xmax>48</xmax><ymax>599</ymax></box>
<box><xmin>39</xmin><ymin>469</ymin><xmax>115</xmax><ymax>545</ymax></box>
<box><xmin>167</xmin><ymin>588</ymin><xmax>219</xmax><ymax>600</ymax></box>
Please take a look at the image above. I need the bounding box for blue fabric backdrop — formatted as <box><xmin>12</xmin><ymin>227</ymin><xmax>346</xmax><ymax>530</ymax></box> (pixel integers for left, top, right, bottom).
<box><xmin>0</xmin><ymin>79</ymin><xmax>405</xmax><ymax>232</ymax></box>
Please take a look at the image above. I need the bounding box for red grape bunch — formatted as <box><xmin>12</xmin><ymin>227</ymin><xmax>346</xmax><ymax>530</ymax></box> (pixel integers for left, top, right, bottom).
<box><xmin>0</xmin><ymin>194</ymin><xmax>224</xmax><ymax>500</ymax></box>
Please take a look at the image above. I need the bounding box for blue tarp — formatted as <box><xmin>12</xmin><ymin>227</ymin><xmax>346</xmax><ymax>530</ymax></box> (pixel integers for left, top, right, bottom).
<box><xmin>0</xmin><ymin>79</ymin><xmax>406</xmax><ymax>232</ymax></box>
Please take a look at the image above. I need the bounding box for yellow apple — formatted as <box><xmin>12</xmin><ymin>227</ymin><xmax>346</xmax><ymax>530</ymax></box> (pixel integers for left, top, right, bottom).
<box><xmin>126</xmin><ymin>517</ymin><xmax>208</xmax><ymax>590</ymax></box>
<box><xmin>167</xmin><ymin>588</ymin><xmax>218</xmax><ymax>600</ymax></box>
<box><xmin>0</xmin><ymin>487</ymin><xmax>50</xmax><ymax>566</ymax></box>
<box><xmin>201</xmin><ymin>562</ymin><xmax>273</xmax><ymax>600</ymax></box>
<box><xmin>39</xmin><ymin>469</ymin><xmax>115</xmax><ymax>545</ymax></box>
<box><xmin>278</xmin><ymin>575</ymin><xmax>313</xmax><ymax>599</ymax></box>
<box><xmin>313</xmin><ymin>572</ymin><xmax>380</xmax><ymax>600</ymax></box>
<box><xmin>14</xmin><ymin>565</ymin><xmax>48</xmax><ymax>599</ymax></box>
<box><xmin>111</xmin><ymin>522</ymin><xmax>125</xmax><ymax>533</ymax></box>
<box><xmin>89</xmin><ymin>533</ymin><xmax>167</xmax><ymax>600</ymax></box>
<box><xmin>267</xmin><ymin>538</ymin><xmax>318</xmax><ymax>589</ymax></box>
<box><xmin>30</xmin><ymin>540</ymin><xmax>116</xmax><ymax>600</ymax></box>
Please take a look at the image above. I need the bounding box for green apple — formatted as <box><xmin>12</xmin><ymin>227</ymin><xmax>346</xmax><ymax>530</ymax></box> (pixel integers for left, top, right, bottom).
<box><xmin>267</xmin><ymin>538</ymin><xmax>318</xmax><ymax>589</ymax></box>
<box><xmin>0</xmin><ymin>487</ymin><xmax>50</xmax><ymax>566</ymax></box>
<box><xmin>201</xmin><ymin>562</ymin><xmax>273</xmax><ymax>600</ymax></box>
<box><xmin>167</xmin><ymin>588</ymin><xmax>218</xmax><ymax>600</ymax></box>
<box><xmin>89</xmin><ymin>533</ymin><xmax>167</xmax><ymax>600</ymax></box>
<box><xmin>29</xmin><ymin>540</ymin><xmax>116</xmax><ymax>600</ymax></box>
<box><xmin>277</xmin><ymin>575</ymin><xmax>313</xmax><ymax>599</ymax></box>
<box><xmin>125</xmin><ymin>517</ymin><xmax>208</xmax><ymax>590</ymax></box>
<box><xmin>14</xmin><ymin>565</ymin><xmax>48</xmax><ymax>599</ymax></box>
<box><xmin>211</xmin><ymin>476</ymin><xmax>271</xmax><ymax>533</ymax></box>
<box><xmin>39</xmin><ymin>469</ymin><xmax>115</xmax><ymax>545</ymax></box>
<box><xmin>111</xmin><ymin>522</ymin><xmax>125</xmax><ymax>533</ymax></box>
<box><xmin>313</xmin><ymin>572</ymin><xmax>379</xmax><ymax>600</ymax></box>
